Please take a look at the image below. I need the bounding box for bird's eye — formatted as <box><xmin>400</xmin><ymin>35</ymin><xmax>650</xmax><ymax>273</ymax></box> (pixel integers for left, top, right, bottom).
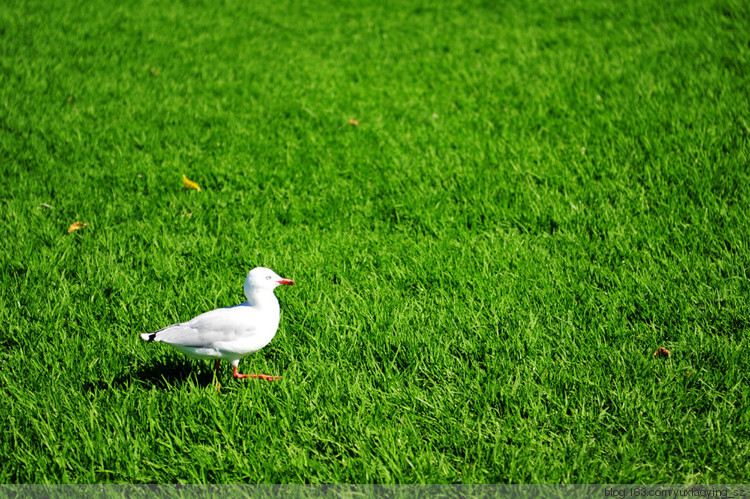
<box><xmin>266</xmin><ymin>275</ymin><xmax>272</xmax><ymax>280</ymax></box>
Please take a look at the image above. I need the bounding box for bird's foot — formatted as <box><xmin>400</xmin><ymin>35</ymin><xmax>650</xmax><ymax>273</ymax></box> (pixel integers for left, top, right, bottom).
<box><xmin>232</xmin><ymin>367</ymin><xmax>280</xmax><ymax>381</ymax></box>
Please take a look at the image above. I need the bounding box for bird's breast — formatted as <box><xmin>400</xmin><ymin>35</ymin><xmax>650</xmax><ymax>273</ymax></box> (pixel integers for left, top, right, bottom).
<box><xmin>218</xmin><ymin>306</ymin><xmax>280</xmax><ymax>355</ymax></box>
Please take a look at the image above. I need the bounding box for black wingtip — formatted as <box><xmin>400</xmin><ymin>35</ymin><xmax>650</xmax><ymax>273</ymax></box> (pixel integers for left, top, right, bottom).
<box><xmin>141</xmin><ymin>332</ymin><xmax>158</xmax><ymax>342</ymax></box>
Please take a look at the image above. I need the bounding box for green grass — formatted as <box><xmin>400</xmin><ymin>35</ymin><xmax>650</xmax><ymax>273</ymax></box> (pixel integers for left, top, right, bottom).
<box><xmin>1</xmin><ymin>0</ymin><xmax>749</xmax><ymax>484</ymax></box>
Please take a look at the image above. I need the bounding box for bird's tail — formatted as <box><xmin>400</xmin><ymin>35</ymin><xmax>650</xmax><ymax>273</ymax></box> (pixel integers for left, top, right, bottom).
<box><xmin>141</xmin><ymin>332</ymin><xmax>158</xmax><ymax>342</ymax></box>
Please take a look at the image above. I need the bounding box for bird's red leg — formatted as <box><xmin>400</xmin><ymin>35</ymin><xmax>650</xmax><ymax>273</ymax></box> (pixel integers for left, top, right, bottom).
<box><xmin>214</xmin><ymin>359</ymin><xmax>221</xmax><ymax>393</ymax></box>
<box><xmin>232</xmin><ymin>366</ymin><xmax>280</xmax><ymax>381</ymax></box>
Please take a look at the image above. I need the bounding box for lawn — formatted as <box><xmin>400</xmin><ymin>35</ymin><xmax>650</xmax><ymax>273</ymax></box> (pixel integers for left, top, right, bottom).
<box><xmin>1</xmin><ymin>0</ymin><xmax>749</xmax><ymax>484</ymax></box>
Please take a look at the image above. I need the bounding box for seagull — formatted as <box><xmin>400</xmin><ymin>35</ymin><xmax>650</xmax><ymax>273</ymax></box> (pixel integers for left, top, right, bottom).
<box><xmin>141</xmin><ymin>267</ymin><xmax>295</xmax><ymax>382</ymax></box>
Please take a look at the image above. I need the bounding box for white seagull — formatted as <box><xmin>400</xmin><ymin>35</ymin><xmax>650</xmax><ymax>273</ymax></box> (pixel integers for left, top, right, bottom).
<box><xmin>141</xmin><ymin>267</ymin><xmax>295</xmax><ymax>381</ymax></box>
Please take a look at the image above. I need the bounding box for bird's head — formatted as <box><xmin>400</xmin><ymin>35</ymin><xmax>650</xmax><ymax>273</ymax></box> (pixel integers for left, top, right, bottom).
<box><xmin>244</xmin><ymin>267</ymin><xmax>295</xmax><ymax>298</ymax></box>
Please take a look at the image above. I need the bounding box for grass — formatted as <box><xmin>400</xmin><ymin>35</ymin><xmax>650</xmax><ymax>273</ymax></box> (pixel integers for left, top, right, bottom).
<box><xmin>1</xmin><ymin>0</ymin><xmax>749</xmax><ymax>484</ymax></box>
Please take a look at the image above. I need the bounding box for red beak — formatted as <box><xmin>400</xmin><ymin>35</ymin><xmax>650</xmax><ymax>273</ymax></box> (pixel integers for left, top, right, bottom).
<box><xmin>277</xmin><ymin>278</ymin><xmax>295</xmax><ymax>286</ymax></box>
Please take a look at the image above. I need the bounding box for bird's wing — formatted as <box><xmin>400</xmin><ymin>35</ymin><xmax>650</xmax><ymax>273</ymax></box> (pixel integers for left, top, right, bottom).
<box><xmin>150</xmin><ymin>304</ymin><xmax>258</xmax><ymax>347</ymax></box>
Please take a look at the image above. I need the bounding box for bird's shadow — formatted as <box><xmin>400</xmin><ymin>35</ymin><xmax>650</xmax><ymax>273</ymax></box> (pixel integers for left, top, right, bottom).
<box><xmin>85</xmin><ymin>356</ymin><xmax>220</xmax><ymax>392</ymax></box>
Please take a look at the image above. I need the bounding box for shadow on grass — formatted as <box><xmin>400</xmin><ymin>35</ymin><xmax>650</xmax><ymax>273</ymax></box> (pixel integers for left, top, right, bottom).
<box><xmin>84</xmin><ymin>357</ymin><xmax>220</xmax><ymax>392</ymax></box>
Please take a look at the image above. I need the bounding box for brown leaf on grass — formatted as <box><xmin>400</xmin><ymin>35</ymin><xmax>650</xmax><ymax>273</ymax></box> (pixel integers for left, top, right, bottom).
<box><xmin>348</xmin><ymin>119</ymin><xmax>360</xmax><ymax>126</ymax></box>
<box><xmin>653</xmin><ymin>346</ymin><xmax>671</xmax><ymax>358</ymax></box>
<box><xmin>68</xmin><ymin>221</ymin><xmax>88</xmax><ymax>233</ymax></box>
<box><xmin>181</xmin><ymin>212</ymin><xmax>192</xmax><ymax>218</ymax></box>
<box><xmin>182</xmin><ymin>174</ymin><xmax>201</xmax><ymax>191</ymax></box>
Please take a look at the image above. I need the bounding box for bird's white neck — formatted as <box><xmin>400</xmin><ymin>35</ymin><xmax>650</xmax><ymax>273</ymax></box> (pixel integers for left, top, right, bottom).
<box><xmin>245</xmin><ymin>289</ymin><xmax>280</xmax><ymax>312</ymax></box>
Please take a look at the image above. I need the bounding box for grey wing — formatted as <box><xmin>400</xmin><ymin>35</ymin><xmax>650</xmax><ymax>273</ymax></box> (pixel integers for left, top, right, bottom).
<box><xmin>142</xmin><ymin>306</ymin><xmax>258</xmax><ymax>347</ymax></box>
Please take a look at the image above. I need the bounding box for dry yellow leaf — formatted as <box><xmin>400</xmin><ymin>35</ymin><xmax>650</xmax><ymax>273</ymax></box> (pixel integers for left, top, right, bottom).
<box><xmin>182</xmin><ymin>174</ymin><xmax>201</xmax><ymax>191</ymax></box>
<box><xmin>348</xmin><ymin>119</ymin><xmax>360</xmax><ymax>126</ymax></box>
<box><xmin>68</xmin><ymin>221</ymin><xmax>88</xmax><ymax>233</ymax></box>
<box><xmin>653</xmin><ymin>346</ymin><xmax>671</xmax><ymax>358</ymax></box>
